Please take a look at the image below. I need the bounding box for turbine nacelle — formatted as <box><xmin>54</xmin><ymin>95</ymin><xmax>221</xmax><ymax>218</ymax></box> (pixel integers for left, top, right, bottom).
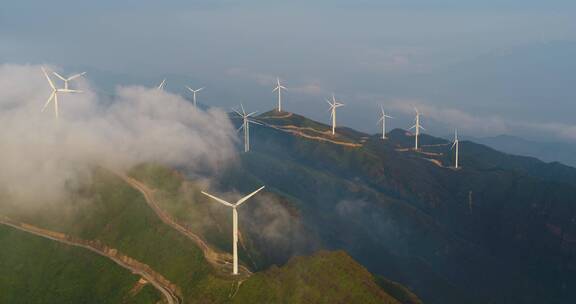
<box><xmin>41</xmin><ymin>67</ymin><xmax>83</xmax><ymax>118</ymax></box>
<box><xmin>451</xmin><ymin>129</ymin><xmax>459</xmax><ymax>150</ymax></box>
<box><xmin>273</xmin><ymin>77</ymin><xmax>287</xmax><ymax>112</ymax></box>
<box><xmin>186</xmin><ymin>86</ymin><xmax>204</xmax><ymax>107</ymax></box>
<box><xmin>201</xmin><ymin>186</ymin><xmax>265</xmax><ymax>209</ymax></box>
<box><xmin>201</xmin><ymin>186</ymin><xmax>266</xmax><ymax>275</ymax></box>
<box><xmin>157</xmin><ymin>78</ymin><xmax>166</xmax><ymax>90</ymax></box>
<box><xmin>233</xmin><ymin>104</ymin><xmax>262</xmax><ymax>152</ymax></box>
<box><xmin>52</xmin><ymin>71</ymin><xmax>86</xmax><ymax>90</ymax></box>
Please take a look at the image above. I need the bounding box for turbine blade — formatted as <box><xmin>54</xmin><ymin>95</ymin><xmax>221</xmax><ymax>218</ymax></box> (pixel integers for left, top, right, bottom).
<box><xmin>157</xmin><ymin>79</ymin><xmax>166</xmax><ymax>90</ymax></box>
<box><xmin>41</xmin><ymin>92</ymin><xmax>55</xmax><ymax>112</ymax></box>
<box><xmin>236</xmin><ymin>124</ymin><xmax>244</xmax><ymax>132</ymax></box>
<box><xmin>42</xmin><ymin>67</ymin><xmax>56</xmax><ymax>90</ymax></box>
<box><xmin>273</xmin><ymin>86</ymin><xmax>279</xmax><ymax>92</ymax></box>
<box><xmin>232</xmin><ymin>109</ymin><xmax>243</xmax><ymax>117</ymax></box>
<box><xmin>54</xmin><ymin>93</ymin><xmax>59</xmax><ymax>118</ymax></box>
<box><xmin>201</xmin><ymin>191</ymin><xmax>235</xmax><ymax>207</ymax></box>
<box><xmin>240</xmin><ymin>104</ymin><xmax>246</xmax><ymax>116</ymax></box>
<box><xmin>247</xmin><ymin>111</ymin><xmax>258</xmax><ymax>117</ymax></box>
<box><xmin>235</xmin><ymin>186</ymin><xmax>265</xmax><ymax>207</ymax></box>
<box><xmin>408</xmin><ymin>125</ymin><xmax>416</xmax><ymax>130</ymax></box>
<box><xmin>52</xmin><ymin>71</ymin><xmax>66</xmax><ymax>81</ymax></box>
<box><xmin>249</xmin><ymin>119</ymin><xmax>263</xmax><ymax>126</ymax></box>
<box><xmin>186</xmin><ymin>86</ymin><xmax>194</xmax><ymax>93</ymax></box>
<box><xmin>67</xmin><ymin>72</ymin><xmax>86</xmax><ymax>80</ymax></box>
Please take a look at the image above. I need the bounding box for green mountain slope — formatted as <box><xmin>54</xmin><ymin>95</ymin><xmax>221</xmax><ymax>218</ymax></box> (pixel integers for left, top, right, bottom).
<box><xmin>235</xmin><ymin>250</ymin><xmax>417</xmax><ymax>304</ymax></box>
<box><xmin>0</xmin><ymin>165</ymin><xmax>418</xmax><ymax>303</ymax></box>
<box><xmin>0</xmin><ymin>225</ymin><xmax>162</xmax><ymax>304</ymax></box>
<box><xmin>215</xmin><ymin>110</ymin><xmax>576</xmax><ymax>304</ymax></box>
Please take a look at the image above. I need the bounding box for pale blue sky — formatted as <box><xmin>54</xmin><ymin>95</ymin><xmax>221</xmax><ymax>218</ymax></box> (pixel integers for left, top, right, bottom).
<box><xmin>1</xmin><ymin>1</ymin><xmax>575</xmax><ymax>141</ymax></box>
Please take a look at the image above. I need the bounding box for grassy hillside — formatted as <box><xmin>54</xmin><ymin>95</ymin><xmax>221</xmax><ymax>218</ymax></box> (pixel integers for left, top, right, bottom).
<box><xmin>215</xmin><ymin>110</ymin><xmax>576</xmax><ymax>303</ymax></box>
<box><xmin>0</xmin><ymin>168</ymin><xmax>234</xmax><ymax>303</ymax></box>
<box><xmin>0</xmin><ymin>225</ymin><xmax>161</xmax><ymax>304</ymax></box>
<box><xmin>234</xmin><ymin>250</ymin><xmax>418</xmax><ymax>304</ymax></box>
<box><xmin>1</xmin><ymin>165</ymin><xmax>418</xmax><ymax>303</ymax></box>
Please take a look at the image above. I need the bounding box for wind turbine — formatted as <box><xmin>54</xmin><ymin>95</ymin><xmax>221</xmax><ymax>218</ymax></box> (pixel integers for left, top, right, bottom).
<box><xmin>41</xmin><ymin>67</ymin><xmax>82</xmax><ymax>119</ymax></box>
<box><xmin>186</xmin><ymin>86</ymin><xmax>204</xmax><ymax>107</ymax></box>
<box><xmin>409</xmin><ymin>108</ymin><xmax>425</xmax><ymax>150</ymax></box>
<box><xmin>451</xmin><ymin>129</ymin><xmax>460</xmax><ymax>169</ymax></box>
<box><xmin>377</xmin><ymin>106</ymin><xmax>393</xmax><ymax>140</ymax></box>
<box><xmin>201</xmin><ymin>186</ymin><xmax>265</xmax><ymax>275</ymax></box>
<box><xmin>326</xmin><ymin>94</ymin><xmax>344</xmax><ymax>135</ymax></box>
<box><xmin>272</xmin><ymin>77</ymin><xmax>287</xmax><ymax>112</ymax></box>
<box><xmin>157</xmin><ymin>78</ymin><xmax>166</xmax><ymax>90</ymax></box>
<box><xmin>52</xmin><ymin>71</ymin><xmax>86</xmax><ymax>90</ymax></box>
<box><xmin>234</xmin><ymin>104</ymin><xmax>262</xmax><ymax>152</ymax></box>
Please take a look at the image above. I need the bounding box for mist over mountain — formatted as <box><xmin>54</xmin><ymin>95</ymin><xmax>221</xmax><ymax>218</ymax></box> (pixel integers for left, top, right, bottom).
<box><xmin>3</xmin><ymin>1</ymin><xmax>576</xmax><ymax>303</ymax></box>
<box><xmin>470</xmin><ymin>134</ymin><xmax>576</xmax><ymax>168</ymax></box>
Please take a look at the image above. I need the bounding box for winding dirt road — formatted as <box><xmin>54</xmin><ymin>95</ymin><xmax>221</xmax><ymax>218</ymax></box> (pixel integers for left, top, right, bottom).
<box><xmin>119</xmin><ymin>174</ymin><xmax>253</xmax><ymax>277</ymax></box>
<box><xmin>0</xmin><ymin>215</ymin><xmax>182</xmax><ymax>304</ymax></box>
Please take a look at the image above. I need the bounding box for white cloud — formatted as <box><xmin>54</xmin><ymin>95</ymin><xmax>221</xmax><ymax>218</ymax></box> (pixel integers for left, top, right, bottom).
<box><xmin>384</xmin><ymin>99</ymin><xmax>576</xmax><ymax>141</ymax></box>
<box><xmin>0</xmin><ymin>64</ymin><xmax>237</xmax><ymax>203</ymax></box>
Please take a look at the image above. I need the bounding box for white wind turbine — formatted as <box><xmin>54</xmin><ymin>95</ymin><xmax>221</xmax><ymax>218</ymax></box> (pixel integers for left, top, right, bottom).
<box><xmin>272</xmin><ymin>77</ymin><xmax>287</xmax><ymax>112</ymax></box>
<box><xmin>326</xmin><ymin>94</ymin><xmax>344</xmax><ymax>135</ymax></box>
<box><xmin>41</xmin><ymin>67</ymin><xmax>82</xmax><ymax>119</ymax></box>
<box><xmin>52</xmin><ymin>71</ymin><xmax>86</xmax><ymax>90</ymax></box>
<box><xmin>201</xmin><ymin>186</ymin><xmax>265</xmax><ymax>275</ymax></box>
<box><xmin>234</xmin><ymin>104</ymin><xmax>262</xmax><ymax>153</ymax></box>
<box><xmin>451</xmin><ymin>129</ymin><xmax>460</xmax><ymax>169</ymax></box>
<box><xmin>378</xmin><ymin>106</ymin><xmax>393</xmax><ymax>140</ymax></box>
<box><xmin>186</xmin><ymin>86</ymin><xmax>203</xmax><ymax>107</ymax></box>
<box><xmin>409</xmin><ymin>108</ymin><xmax>425</xmax><ymax>150</ymax></box>
<box><xmin>157</xmin><ymin>78</ymin><xmax>166</xmax><ymax>90</ymax></box>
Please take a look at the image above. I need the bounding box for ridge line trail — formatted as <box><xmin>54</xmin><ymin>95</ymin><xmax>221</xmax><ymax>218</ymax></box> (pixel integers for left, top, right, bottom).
<box><xmin>0</xmin><ymin>215</ymin><xmax>182</xmax><ymax>304</ymax></box>
<box><xmin>259</xmin><ymin>123</ymin><xmax>363</xmax><ymax>148</ymax></box>
<box><xmin>118</xmin><ymin>174</ymin><xmax>253</xmax><ymax>277</ymax></box>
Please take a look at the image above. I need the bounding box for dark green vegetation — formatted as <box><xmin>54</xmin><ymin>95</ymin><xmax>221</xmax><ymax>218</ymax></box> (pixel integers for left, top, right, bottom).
<box><xmin>0</xmin><ymin>225</ymin><xmax>162</xmax><ymax>304</ymax></box>
<box><xmin>1</xmin><ymin>165</ymin><xmax>416</xmax><ymax>303</ymax></box>
<box><xmin>1</xmin><ymin>169</ymin><xmax>237</xmax><ymax>302</ymax></box>
<box><xmin>213</xmin><ymin>110</ymin><xmax>576</xmax><ymax>304</ymax></box>
<box><xmin>11</xmin><ymin>107</ymin><xmax>576</xmax><ymax>303</ymax></box>
<box><xmin>235</xmin><ymin>250</ymin><xmax>417</xmax><ymax>304</ymax></box>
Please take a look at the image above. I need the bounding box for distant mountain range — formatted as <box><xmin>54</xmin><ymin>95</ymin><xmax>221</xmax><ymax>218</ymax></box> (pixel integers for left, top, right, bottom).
<box><xmin>217</xmin><ymin>110</ymin><xmax>576</xmax><ymax>304</ymax></box>
<box><xmin>3</xmin><ymin>109</ymin><xmax>576</xmax><ymax>303</ymax></box>
<box><xmin>469</xmin><ymin>134</ymin><xmax>576</xmax><ymax>168</ymax></box>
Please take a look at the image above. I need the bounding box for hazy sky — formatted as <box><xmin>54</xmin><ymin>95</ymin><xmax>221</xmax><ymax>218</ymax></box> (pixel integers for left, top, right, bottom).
<box><xmin>2</xmin><ymin>1</ymin><xmax>576</xmax><ymax>141</ymax></box>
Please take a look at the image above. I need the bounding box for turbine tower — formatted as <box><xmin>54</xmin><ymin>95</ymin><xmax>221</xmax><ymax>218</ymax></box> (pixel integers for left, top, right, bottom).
<box><xmin>186</xmin><ymin>86</ymin><xmax>204</xmax><ymax>107</ymax></box>
<box><xmin>52</xmin><ymin>71</ymin><xmax>86</xmax><ymax>90</ymax></box>
<box><xmin>272</xmin><ymin>77</ymin><xmax>287</xmax><ymax>112</ymax></box>
<box><xmin>157</xmin><ymin>78</ymin><xmax>166</xmax><ymax>90</ymax></box>
<box><xmin>451</xmin><ymin>129</ymin><xmax>460</xmax><ymax>169</ymax></box>
<box><xmin>201</xmin><ymin>186</ymin><xmax>265</xmax><ymax>275</ymax></box>
<box><xmin>409</xmin><ymin>108</ymin><xmax>425</xmax><ymax>150</ymax></box>
<box><xmin>234</xmin><ymin>104</ymin><xmax>262</xmax><ymax>152</ymax></box>
<box><xmin>41</xmin><ymin>67</ymin><xmax>82</xmax><ymax>119</ymax></box>
<box><xmin>326</xmin><ymin>94</ymin><xmax>344</xmax><ymax>135</ymax></box>
<box><xmin>378</xmin><ymin>106</ymin><xmax>393</xmax><ymax>140</ymax></box>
